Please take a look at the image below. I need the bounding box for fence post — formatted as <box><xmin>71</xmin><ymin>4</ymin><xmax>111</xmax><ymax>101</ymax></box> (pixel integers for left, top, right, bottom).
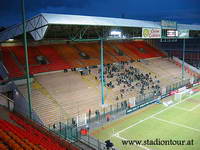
<box><xmin>98</xmin><ymin>139</ymin><xmax>100</xmax><ymax>150</ymax></box>
<box><xmin>59</xmin><ymin>122</ymin><xmax>62</xmax><ymax>136</ymax></box>
<box><xmin>110</xmin><ymin>105</ymin><xmax>112</xmax><ymax>115</ymax></box>
<box><xmin>87</xmin><ymin>133</ymin><xmax>90</xmax><ymax>146</ymax></box>
<box><xmin>103</xmin><ymin>107</ymin><xmax>105</xmax><ymax>119</ymax></box>
<box><xmin>48</xmin><ymin>124</ymin><xmax>51</xmax><ymax>131</ymax></box>
<box><xmin>64</xmin><ymin>124</ymin><xmax>67</xmax><ymax>140</ymax></box>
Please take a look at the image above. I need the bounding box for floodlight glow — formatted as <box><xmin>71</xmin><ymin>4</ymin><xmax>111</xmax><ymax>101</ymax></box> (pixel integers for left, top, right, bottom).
<box><xmin>110</xmin><ymin>30</ymin><xmax>121</xmax><ymax>35</ymax></box>
<box><xmin>7</xmin><ymin>39</ymin><xmax>14</xmax><ymax>41</ymax></box>
<box><xmin>110</xmin><ymin>30</ymin><xmax>122</xmax><ymax>38</ymax></box>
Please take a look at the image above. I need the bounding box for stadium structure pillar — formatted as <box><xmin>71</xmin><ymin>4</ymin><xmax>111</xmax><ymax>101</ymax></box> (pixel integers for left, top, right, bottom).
<box><xmin>100</xmin><ymin>38</ymin><xmax>105</xmax><ymax>105</ymax></box>
<box><xmin>182</xmin><ymin>38</ymin><xmax>185</xmax><ymax>82</ymax></box>
<box><xmin>21</xmin><ymin>0</ymin><xmax>32</xmax><ymax>119</ymax></box>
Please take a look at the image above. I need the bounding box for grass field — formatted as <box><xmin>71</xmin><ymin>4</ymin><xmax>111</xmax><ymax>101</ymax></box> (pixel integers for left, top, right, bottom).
<box><xmin>91</xmin><ymin>87</ymin><xmax>200</xmax><ymax>150</ymax></box>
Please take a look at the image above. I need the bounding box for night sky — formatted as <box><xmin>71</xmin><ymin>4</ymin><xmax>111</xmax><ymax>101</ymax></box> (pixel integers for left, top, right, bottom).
<box><xmin>1</xmin><ymin>0</ymin><xmax>200</xmax><ymax>27</ymax></box>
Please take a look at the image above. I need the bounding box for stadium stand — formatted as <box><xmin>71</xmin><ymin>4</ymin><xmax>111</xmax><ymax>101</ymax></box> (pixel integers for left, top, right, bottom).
<box><xmin>10</xmin><ymin>46</ymin><xmax>39</xmax><ymax>66</ymax></box>
<box><xmin>17</xmin><ymin>56</ymin><xmax>193</xmax><ymax>126</ymax></box>
<box><xmin>104</xmin><ymin>42</ymin><xmax>123</xmax><ymax>62</ymax></box>
<box><xmin>30</xmin><ymin>45</ymin><xmax>70</xmax><ymax>74</ymax></box>
<box><xmin>1</xmin><ymin>41</ymin><xmax>195</xmax><ymax>126</ymax></box>
<box><xmin>103</xmin><ymin>42</ymin><xmax>129</xmax><ymax>62</ymax></box>
<box><xmin>155</xmin><ymin>38</ymin><xmax>200</xmax><ymax>69</ymax></box>
<box><xmin>0</xmin><ymin>40</ymin><xmax>195</xmax><ymax>126</ymax></box>
<box><xmin>135</xmin><ymin>58</ymin><xmax>192</xmax><ymax>87</ymax></box>
<box><xmin>117</xmin><ymin>41</ymin><xmax>165</xmax><ymax>59</ymax></box>
<box><xmin>73</xmin><ymin>43</ymin><xmax>100</xmax><ymax>65</ymax></box>
<box><xmin>18</xmin><ymin>71</ymin><xmax>101</xmax><ymax>124</ymax></box>
<box><xmin>133</xmin><ymin>41</ymin><xmax>165</xmax><ymax>57</ymax></box>
<box><xmin>1</xmin><ymin>46</ymin><xmax>71</xmax><ymax>76</ymax></box>
<box><xmin>0</xmin><ymin>106</ymin><xmax>79</xmax><ymax>150</ymax></box>
<box><xmin>74</xmin><ymin>43</ymin><xmax>99</xmax><ymax>58</ymax></box>
<box><xmin>18</xmin><ymin>83</ymin><xmax>63</xmax><ymax>125</ymax></box>
<box><xmin>112</xmin><ymin>42</ymin><xmax>139</xmax><ymax>60</ymax></box>
<box><xmin>1</xmin><ymin>48</ymin><xmax>24</xmax><ymax>78</ymax></box>
<box><xmin>51</xmin><ymin>42</ymin><xmax>131</xmax><ymax>66</ymax></box>
<box><xmin>0</xmin><ymin>41</ymin><xmax>166</xmax><ymax>79</ymax></box>
<box><xmin>123</xmin><ymin>42</ymin><xmax>151</xmax><ymax>59</ymax></box>
<box><xmin>52</xmin><ymin>44</ymin><xmax>84</xmax><ymax>68</ymax></box>
<box><xmin>90</xmin><ymin>42</ymin><xmax>115</xmax><ymax>64</ymax></box>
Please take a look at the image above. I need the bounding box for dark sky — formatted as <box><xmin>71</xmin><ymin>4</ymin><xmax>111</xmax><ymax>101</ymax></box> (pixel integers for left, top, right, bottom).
<box><xmin>1</xmin><ymin>0</ymin><xmax>200</xmax><ymax>27</ymax></box>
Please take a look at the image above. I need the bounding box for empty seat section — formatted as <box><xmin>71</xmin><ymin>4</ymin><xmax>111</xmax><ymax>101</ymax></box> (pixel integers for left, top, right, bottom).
<box><xmin>104</xmin><ymin>42</ymin><xmax>132</xmax><ymax>62</ymax></box>
<box><xmin>1</xmin><ymin>48</ymin><xmax>24</xmax><ymax>78</ymax></box>
<box><xmin>141</xmin><ymin>41</ymin><xmax>165</xmax><ymax>57</ymax></box>
<box><xmin>27</xmin><ymin>47</ymin><xmax>42</xmax><ymax>65</ymax></box>
<box><xmin>29</xmin><ymin>45</ymin><xmax>71</xmax><ymax>74</ymax></box>
<box><xmin>92</xmin><ymin>42</ymin><xmax>114</xmax><ymax>64</ymax></box>
<box><xmin>52</xmin><ymin>44</ymin><xmax>84</xmax><ymax>68</ymax></box>
<box><xmin>9</xmin><ymin>46</ymin><xmax>25</xmax><ymax>65</ymax></box>
<box><xmin>74</xmin><ymin>43</ymin><xmax>99</xmax><ymax>65</ymax></box>
<box><xmin>132</xmin><ymin>41</ymin><xmax>161</xmax><ymax>57</ymax></box>
<box><xmin>112</xmin><ymin>42</ymin><xmax>139</xmax><ymax>60</ymax></box>
<box><xmin>130</xmin><ymin>41</ymin><xmax>156</xmax><ymax>57</ymax></box>
<box><xmin>75</xmin><ymin>42</ymin><xmax>100</xmax><ymax>58</ymax></box>
<box><xmin>30</xmin><ymin>63</ymin><xmax>70</xmax><ymax>74</ymax></box>
<box><xmin>37</xmin><ymin>45</ymin><xmax>66</xmax><ymax>64</ymax></box>
<box><xmin>80</xmin><ymin>59</ymin><xmax>100</xmax><ymax>66</ymax></box>
<box><xmin>10</xmin><ymin>46</ymin><xmax>38</xmax><ymax>65</ymax></box>
<box><xmin>122</xmin><ymin>42</ymin><xmax>151</xmax><ymax>59</ymax></box>
<box><xmin>103</xmin><ymin>43</ymin><xmax>120</xmax><ymax>62</ymax></box>
<box><xmin>0</xmin><ymin>113</ymin><xmax>78</xmax><ymax>150</ymax></box>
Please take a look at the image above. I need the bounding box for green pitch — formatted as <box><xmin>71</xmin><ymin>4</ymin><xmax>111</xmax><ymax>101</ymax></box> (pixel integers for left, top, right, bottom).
<box><xmin>91</xmin><ymin>87</ymin><xmax>200</xmax><ymax>150</ymax></box>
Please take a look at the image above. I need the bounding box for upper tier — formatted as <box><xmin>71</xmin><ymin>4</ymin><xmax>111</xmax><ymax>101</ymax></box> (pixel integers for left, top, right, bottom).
<box><xmin>1</xmin><ymin>41</ymin><xmax>165</xmax><ymax>78</ymax></box>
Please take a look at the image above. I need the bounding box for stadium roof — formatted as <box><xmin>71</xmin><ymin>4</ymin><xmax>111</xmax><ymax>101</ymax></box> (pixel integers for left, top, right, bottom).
<box><xmin>43</xmin><ymin>13</ymin><xmax>160</xmax><ymax>28</ymax></box>
<box><xmin>0</xmin><ymin>13</ymin><xmax>200</xmax><ymax>42</ymax></box>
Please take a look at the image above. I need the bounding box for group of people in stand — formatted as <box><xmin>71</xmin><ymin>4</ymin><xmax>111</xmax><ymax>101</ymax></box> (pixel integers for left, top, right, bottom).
<box><xmin>94</xmin><ymin>60</ymin><xmax>161</xmax><ymax>101</ymax></box>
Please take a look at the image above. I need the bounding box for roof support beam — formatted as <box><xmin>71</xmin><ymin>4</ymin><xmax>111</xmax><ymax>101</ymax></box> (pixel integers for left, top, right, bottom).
<box><xmin>100</xmin><ymin>38</ymin><xmax>105</xmax><ymax>105</ymax></box>
<box><xmin>0</xmin><ymin>14</ymin><xmax>48</xmax><ymax>42</ymax></box>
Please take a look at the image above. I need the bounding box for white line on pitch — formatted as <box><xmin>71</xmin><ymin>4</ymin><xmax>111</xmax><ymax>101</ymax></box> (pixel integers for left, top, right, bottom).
<box><xmin>114</xmin><ymin>91</ymin><xmax>200</xmax><ymax>135</ymax></box>
<box><xmin>174</xmin><ymin>106</ymin><xmax>191</xmax><ymax>111</ymax></box>
<box><xmin>190</xmin><ymin>103</ymin><xmax>200</xmax><ymax>111</ymax></box>
<box><xmin>153</xmin><ymin>116</ymin><xmax>200</xmax><ymax>133</ymax></box>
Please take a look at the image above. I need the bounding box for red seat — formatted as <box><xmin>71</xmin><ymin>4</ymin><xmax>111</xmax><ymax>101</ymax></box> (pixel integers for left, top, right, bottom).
<box><xmin>7</xmin><ymin>113</ymin><xmax>72</xmax><ymax>150</ymax></box>
<box><xmin>1</xmin><ymin>48</ymin><xmax>24</xmax><ymax>78</ymax></box>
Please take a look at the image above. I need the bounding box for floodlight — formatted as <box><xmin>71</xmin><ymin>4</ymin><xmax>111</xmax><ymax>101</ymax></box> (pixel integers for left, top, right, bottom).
<box><xmin>110</xmin><ymin>30</ymin><xmax>122</xmax><ymax>38</ymax></box>
<box><xmin>7</xmin><ymin>39</ymin><xmax>14</xmax><ymax>41</ymax></box>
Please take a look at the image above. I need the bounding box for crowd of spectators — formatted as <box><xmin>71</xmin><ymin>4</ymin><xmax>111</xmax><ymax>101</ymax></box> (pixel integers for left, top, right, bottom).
<box><xmin>95</xmin><ymin>60</ymin><xmax>161</xmax><ymax>101</ymax></box>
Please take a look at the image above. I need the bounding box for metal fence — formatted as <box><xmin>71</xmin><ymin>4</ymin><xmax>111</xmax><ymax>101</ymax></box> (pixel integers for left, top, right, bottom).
<box><xmin>46</xmin><ymin>78</ymin><xmax>200</xmax><ymax>150</ymax></box>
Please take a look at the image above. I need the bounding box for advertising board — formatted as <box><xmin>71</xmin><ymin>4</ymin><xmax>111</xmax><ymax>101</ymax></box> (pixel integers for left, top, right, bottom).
<box><xmin>142</xmin><ymin>28</ymin><xmax>161</xmax><ymax>38</ymax></box>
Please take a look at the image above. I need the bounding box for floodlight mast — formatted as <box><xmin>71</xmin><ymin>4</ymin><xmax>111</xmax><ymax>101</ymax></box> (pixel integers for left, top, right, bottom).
<box><xmin>182</xmin><ymin>38</ymin><xmax>185</xmax><ymax>82</ymax></box>
<box><xmin>21</xmin><ymin>0</ymin><xmax>32</xmax><ymax>119</ymax></box>
<box><xmin>100</xmin><ymin>38</ymin><xmax>105</xmax><ymax>105</ymax></box>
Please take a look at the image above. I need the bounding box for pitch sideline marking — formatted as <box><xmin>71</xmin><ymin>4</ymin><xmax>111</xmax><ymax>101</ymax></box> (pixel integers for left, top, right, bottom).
<box><xmin>174</xmin><ymin>103</ymin><xmax>200</xmax><ymax>112</ymax></box>
<box><xmin>173</xmin><ymin>92</ymin><xmax>200</xmax><ymax>112</ymax></box>
<box><xmin>113</xmin><ymin>91</ymin><xmax>200</xmax><ymax>136</ymax></box>
<box><xmin>153</xmin><ymin>116</ymin><xmax>200</xmax><ymax>133</ymax></box>
<box><xmin>190</xmin><ymin>103</ymin><xmax>200</xmax><ymax>111</ymax></box>
<box><xmin>173</xmin><ymin>106</ymin><xmax>191</xmax><ymax>111</ymax></box>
